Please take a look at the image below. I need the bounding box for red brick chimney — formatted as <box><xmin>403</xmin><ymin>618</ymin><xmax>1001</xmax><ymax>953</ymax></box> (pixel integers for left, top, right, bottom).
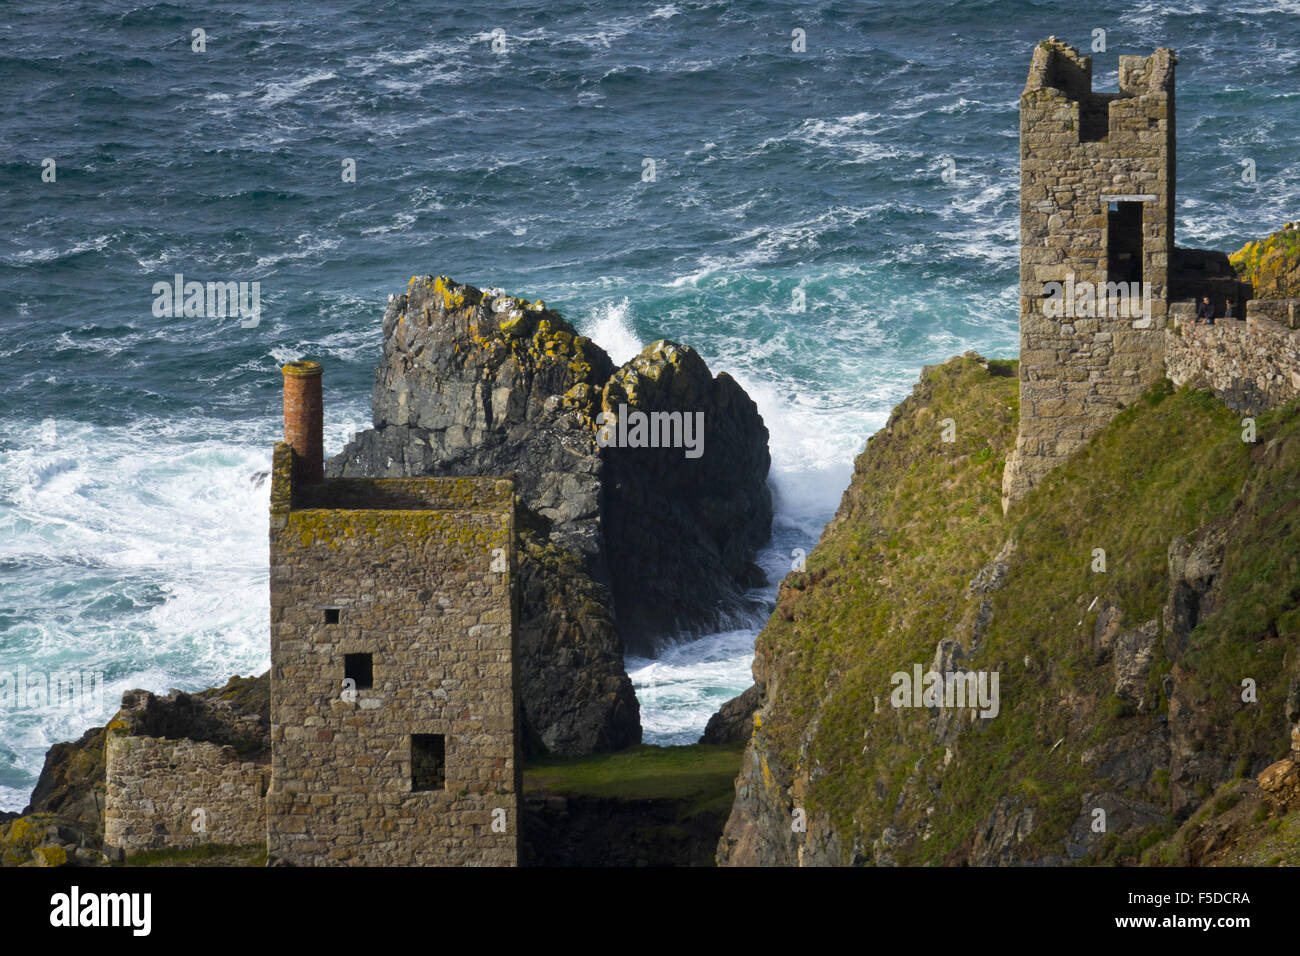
<box><xmin>281</xmin><ymin>360</ymin><xmax>324</xmax><ymax>484</ymax></box>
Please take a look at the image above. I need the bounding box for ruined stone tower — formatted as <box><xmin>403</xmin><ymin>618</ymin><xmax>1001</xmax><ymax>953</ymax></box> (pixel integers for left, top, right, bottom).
<box><xmin>1002</xmin><ymin>39</ymin><xmax>1177</xmax><ymax>508</ymax></box>
<box><xmin>267</xmin><ymin>360</ymin><xmax>521</xmax><ymax>866</ymax></box>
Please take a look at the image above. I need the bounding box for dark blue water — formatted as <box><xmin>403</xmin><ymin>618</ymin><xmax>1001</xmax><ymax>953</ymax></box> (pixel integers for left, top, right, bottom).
<box><xmin>2</xmin><ymin>0</ymin><xmax>1298</xmax><ymax>808</ymax></box>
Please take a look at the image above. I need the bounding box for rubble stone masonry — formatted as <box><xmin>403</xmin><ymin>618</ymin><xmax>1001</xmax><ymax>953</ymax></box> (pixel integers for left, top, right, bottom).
<box><xmin>104</xmin><ymin>734</ymin><xmax>268</xmax><ymax>853</ymax></box>
<box><xmin>1003</xmin><ymin>40</ymin><xmax>1176</xmax><ymax>509</ymax></box>
<box><xmin>1165</xmin><ymin>301</ymin><xmax>1300</xmax><ymax>414</ymax></box>
<box><xmin>266</xmin><ymin>442</ymin><xmax>520</xmax><ymax>866</ymax></box>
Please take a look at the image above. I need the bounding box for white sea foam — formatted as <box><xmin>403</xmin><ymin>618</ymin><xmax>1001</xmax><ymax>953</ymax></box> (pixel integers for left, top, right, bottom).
<box><xmin>627</xmin><ymin>628</ymin><xmax>757</xmax><ymax>744</ymax></box>
<box><xmin>0</xmin><ymin>408</ymin><xmax>361</xmax><ymax>810</ymax></box>
<box><xmin>581</xmin><ymin>298</ymin><xmax>642</xmax><ymax>366</ymax></box>
<box><xmin>253</xmin><ymin>70</ymin><xmax>338</xmax><ymax>107</ymax></box>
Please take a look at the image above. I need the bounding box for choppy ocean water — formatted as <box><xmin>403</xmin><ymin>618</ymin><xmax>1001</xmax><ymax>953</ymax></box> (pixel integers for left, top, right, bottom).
<box><xmin>2</xmin><ymin>0</ymin><xmax>1298</xmax><ymax>809</ymax></box>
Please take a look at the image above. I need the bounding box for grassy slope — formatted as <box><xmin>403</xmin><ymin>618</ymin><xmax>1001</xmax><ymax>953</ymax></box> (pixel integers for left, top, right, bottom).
<box><xmin>759</xmin><ymin>354</ymin><xmax>1299</xmax><ymax>864</ymax></box>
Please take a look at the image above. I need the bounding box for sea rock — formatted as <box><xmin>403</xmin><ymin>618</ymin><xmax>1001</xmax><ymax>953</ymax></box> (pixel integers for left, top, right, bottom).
<box><xmin>330</xmin><ymin>276</ymin><xmax>772</xmax><ymax>752</ymax></box>
<box><xmin>517</xmin><ymin>529</ymin><xmax>640</xmax><ymax>753</ymax></box>
<box><xmin>700</xmin><ymin>684</ymin><xmax>762</xmax><ymax>745</ymax></box>
<box><xmin>22</xmin><ymin>724</ymin><xmax>109</xmax><ymax>842</ymax></box>
<box><xmin>600</xmin><ymin>340</ymin><xmax>773</xmax><ymax>649</ymax></box>
<box><xmin>333</xmin><ymin>276</ymin><xmax>614</xmax><ymax>566</ymax></box>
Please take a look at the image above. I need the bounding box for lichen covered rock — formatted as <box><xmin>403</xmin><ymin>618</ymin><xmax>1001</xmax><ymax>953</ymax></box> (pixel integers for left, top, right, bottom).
<box><xmin>1231</xmin><ymin>223</ymin><xmax>1300</xmax><ymax>298</ymax></box>
<box><xmin>331</xmin><ymin>276</ymin><xmax>773</xmax><ymax>752</ymax></box>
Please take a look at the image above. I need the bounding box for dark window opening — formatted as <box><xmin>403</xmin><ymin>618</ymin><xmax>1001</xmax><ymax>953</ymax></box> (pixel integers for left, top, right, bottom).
<box><xmin>344</xmin><ymin>653</ymin><xmax>373</xmax><ymax>690</ymax></box>
<box><xmin>1079</xmin><ymin>96</ymin><xmax>1112</xmax><ymax>142</ymax></box>
<box><xmin>411</xmin><ymin>734</ymin><xmax>446</xmax><ymax>791</ymax></box>
<box><xmin>324</xmin><ymin>608</ymin><xmax>340</xmax><ymax>624</ymax></box>
<box><xmin>1107</xmin><ymin>200</ymin><xmax>1144</xmax><ymax>285</ymax></box>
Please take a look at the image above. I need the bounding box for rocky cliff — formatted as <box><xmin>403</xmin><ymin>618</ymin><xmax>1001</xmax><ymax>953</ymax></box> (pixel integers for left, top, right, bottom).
<box><xmin>1231</xmin><ymin>222</ymin><xmax>1300</xmax><ymax>299</ymax></box>
<box><xmin>330</xmin><ymin>276</ymin><xmax>772</xmax><ymax>751</ymax></box>
<box><xmin>719</xmin><ymin>354</ymin><xmax>1300</xmax><ymax>866</ymax></box>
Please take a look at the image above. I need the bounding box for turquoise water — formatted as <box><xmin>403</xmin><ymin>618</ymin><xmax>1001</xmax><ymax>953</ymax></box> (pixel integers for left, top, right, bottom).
<box><xmin>2</xmin><ymin>0</ymin><xmax>1298</xmax><ymax>808</ymax></box>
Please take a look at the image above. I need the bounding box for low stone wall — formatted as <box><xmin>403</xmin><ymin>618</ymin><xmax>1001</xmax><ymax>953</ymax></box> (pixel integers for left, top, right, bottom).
<box><xmin>1164</xmin><ymin>300</ymin><xmax>1300</xmax><ymax>414</ymax></box>
<box><xmin>104</xmin><ymin>734</ymin><xmax>268</xmax><ymax>854</ymax></box>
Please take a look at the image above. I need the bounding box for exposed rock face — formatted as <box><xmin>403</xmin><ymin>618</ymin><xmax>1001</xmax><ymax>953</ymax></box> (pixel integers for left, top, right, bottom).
<box><xmin>716</xmin><ymin>738</ymin><xmax>800</xmax><ymax>866</ymax></box>
<box><xmin>1258</xmin><ymin>757</ymin><xmax>1300</xmax><ymax>813</ymax></box>
<box><xmin>517</xmin><ymin>529</ymin><xmax>640</xmax><ymax>753</ymax></box>
<box><xmin>330</xmin><ymin>276</ymin><xmax>772</xmax><ymax>752</ymax></box>
<box><xmin>1113</xmin><ymin>619</ymin><xmax>1159</xmax><ymax>711</ymax></box>
<box><xmin>1230</xmin><ymin>223</ymin><xmax>1300</xmax><ymax>299</ymax></box>
<box><xmin>22</xmin><ymin>724</ymin><xmax>108</xmax><ymax>843</ymax></box>
<box><xmin>333</xmin><ymin>276</ymin><xmax>614</xmax><ymax>566</ymax></box>
<box><xmin>969</xmin><ymin>797</ymin><xmax>1036</xmax><ymax>866</ymax></box>
<box><xmin>700</xmin><ymin>684</ymin><xmax>761</xmax><ymax>746</ymax></box>
<box><xmin>600</xmin><ymin>342</ymin><xmax>772</xmax><ymax>648</ymax></box>
<box><xmin>1164</xmin><ymin>523</ymin><xmax>1231</xmax><ymax>818</ymax></box>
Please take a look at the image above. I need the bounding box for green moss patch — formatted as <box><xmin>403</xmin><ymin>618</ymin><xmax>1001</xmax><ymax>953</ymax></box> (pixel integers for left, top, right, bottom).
<box><xmin>122</xmin><ymin>842</ymin><xmax>267</xmax><ymax>867</ymax></box>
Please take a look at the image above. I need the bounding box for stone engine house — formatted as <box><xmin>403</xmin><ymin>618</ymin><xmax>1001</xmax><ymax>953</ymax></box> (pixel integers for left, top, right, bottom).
<box><xmin>1003</xmin><ymin>38</ymin><xmax>1298</xmax><ymax>508</ymax></box>
<box><xmin>266</xmin><ymin>360</ymin><xmax>521</xmax><ymax>866</ymax></box>
<box><xmin>1003</xmin><ymin>39</ymin><xmax>1177</xmax><ymax>506</ymax></box>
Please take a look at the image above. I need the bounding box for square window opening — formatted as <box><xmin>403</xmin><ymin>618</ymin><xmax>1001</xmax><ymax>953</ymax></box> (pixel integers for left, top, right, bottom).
<box><xmin>1107</xmin><ymin>200</ymin><xmax>1144</xmax><ymax>285</ymax></box>
<box><xmin>344</xmin><ymin>652</ymin><xmax>373</xmax><ymax>690</ymax></box>
<box><xmin>324</xmin><ymin>608</ymin><xmax>340</xmax><ymax>625</ymax></box>
<box><xmin>411</xmin><ymin>734</ymin><xmax>445</xmax><ymax>792</ymax></box>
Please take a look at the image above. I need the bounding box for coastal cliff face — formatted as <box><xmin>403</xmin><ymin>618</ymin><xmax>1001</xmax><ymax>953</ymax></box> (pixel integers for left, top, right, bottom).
<box><xmin>1231</xmin><ymin>223</ymin><xmax>1300</xmax><ymax>299</ymax></box>
<box><xmin>719</xmin><ymin>354</ymin><xmax>1300</xmax><ymax>866</ymax></box>
<box><xmin>330</xmin><ymin>276</ymin><xmax>772</xmax><ymax>752</ymax></box>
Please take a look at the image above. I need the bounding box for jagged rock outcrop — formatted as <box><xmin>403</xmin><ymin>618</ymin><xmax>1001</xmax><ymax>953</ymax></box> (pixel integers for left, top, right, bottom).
<box><xmin>600</xmin><ymin>341</ymin><xmax>772</xmax><ymax>647</ymax></box>
<box><xmin>333</xmin><ymin>276</ymin><xmax>615</xmax><ymax>565</ymax></box>
<box><xmin>1230</xmin><ymin>222</ymin><xmax>1300</xmax><ymax>299</ymax></box>
<box><xmin>700</xmin><ymin>684</ymin><xmax>762</xmax><ymax>745</ymax></box>
<box><xmin>517</xmin><ymin>528</ymin><xmax>640</xmax><ymax>753</ymax></box>
<box><xmin>21</xmin><ymin>724</ymin><xmax>109</xmax><ymax>844</ymax></box>
<box><xmin>330</xmin><ymin>276</ymin><xmax>772</xmax><ymax>752</ymax></box>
